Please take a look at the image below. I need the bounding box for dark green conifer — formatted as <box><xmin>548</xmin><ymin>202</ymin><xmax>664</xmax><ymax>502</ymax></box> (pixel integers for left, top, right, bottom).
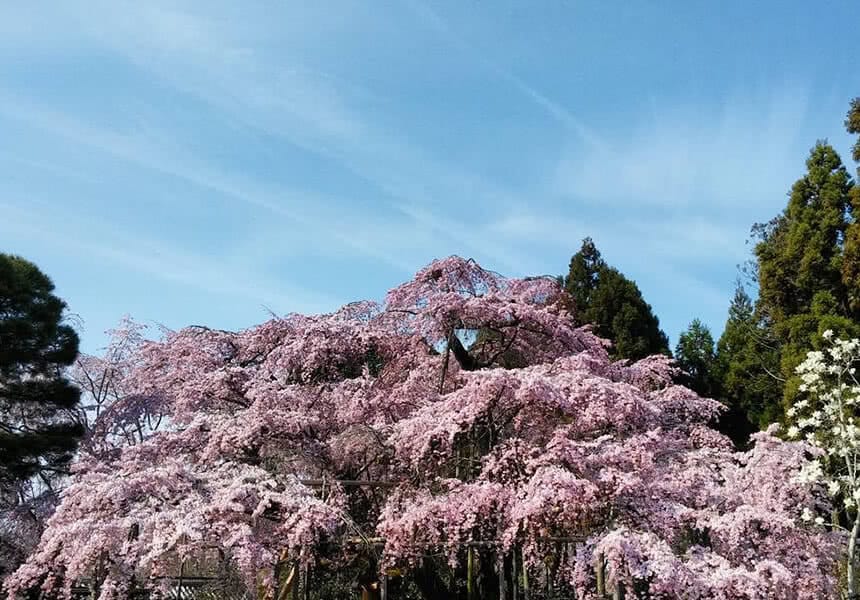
<box><xmin>0</xmin><ymin>254</ymin><xmax>82</xmax><ymax>487</ymax></box>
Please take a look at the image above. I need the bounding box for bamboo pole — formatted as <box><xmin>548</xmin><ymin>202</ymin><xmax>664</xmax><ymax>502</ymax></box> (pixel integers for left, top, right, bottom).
<box><xmin>299</xmin><ymin>479</ymin><xmax>401</xmax><ymax>489</ymax></box>
<box><xmin>467</xmin><ymin>546</ymin><xmax>475</xmax><ymax>600</ymax></box>
<box><xmin>522</xmin><ymin>559</ymin><xmax>529</xmax><ymax>600</ymax></box>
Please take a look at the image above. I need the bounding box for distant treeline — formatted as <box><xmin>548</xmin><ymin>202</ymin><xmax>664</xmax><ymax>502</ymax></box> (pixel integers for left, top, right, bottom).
<box><xmin>559</xmin><ymin>97</ymin><xmax>860</xmax><ymax>446</ymax></box>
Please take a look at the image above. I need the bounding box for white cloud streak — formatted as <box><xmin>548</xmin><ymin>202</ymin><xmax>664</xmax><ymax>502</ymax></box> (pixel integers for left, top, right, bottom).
<box><xmin>402</xmin><ymin>0</ymin><xmax>604</xmax><ymax>149</ymax></box>
<box><xmin>3</xmin><ymin>0</ymin><xmax>544</xmax><ymax>275</ymax></box>
<box><xmin>0</xmin><ymin>201</ymin><xmax>340</xmax><ymax>314</ymax></box>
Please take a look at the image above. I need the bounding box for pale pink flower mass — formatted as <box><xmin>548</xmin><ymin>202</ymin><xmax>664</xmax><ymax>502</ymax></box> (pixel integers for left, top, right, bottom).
<box><xmin>5</xmin><ymin>257</ymin><xmax>842</xmax><ymax>599</ymax></box>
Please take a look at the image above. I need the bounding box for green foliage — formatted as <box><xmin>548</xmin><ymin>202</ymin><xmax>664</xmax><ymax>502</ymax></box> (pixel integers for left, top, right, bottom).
<box><xmin>563</xmin><ymin>238</ymin><xmax>669</xmax><ymax>361</ymax></box>
<box><xmin>723</xmin><ymin>131</ymin><xmax>858</xmax><ymax>431</ymax></box>
<box><xmin>0</xmin><ymin>254</ymin><xmax>83</xmax><ymax>487</ymax></box>
<box><xmin>843</xmin><ymin>98</ymin><xmax>860</xmax><ymax>313</ymax></box>
<box><xmin>675</xmin><ymin>319</ymin><xmax>716</xmax><ymax>397</ymax></box>
<box><xmin>714</xmin><ymin>284</ymin><xmax>777</xmax><ymax>441</ymax></box>
<box><xmin>847</xmin><ymin>97</ymin><xmax>860</xmax><ymax>165</ymax></box>
<box><xmin>565</xmin><ymin>237</ymin><xmax>603</xmax><ymax>314</ymax></box>
<box><xmin>754</xmin><ymin>142</ymin><xmax>852</xmax><ymax>322</ymax></box>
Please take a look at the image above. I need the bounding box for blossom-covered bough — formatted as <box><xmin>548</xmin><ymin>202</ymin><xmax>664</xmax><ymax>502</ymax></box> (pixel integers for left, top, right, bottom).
<box><xmin>5</xmin><ymin>258</ymin><xmax>842</xmax><ymax>599</ymax></box>
<box><xmin>1</xmin><ymin>318</ymin><xmax>163</xmax><ymax>580</ymax></box>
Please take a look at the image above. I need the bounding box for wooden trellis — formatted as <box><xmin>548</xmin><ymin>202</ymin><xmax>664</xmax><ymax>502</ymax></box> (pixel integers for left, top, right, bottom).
<box><xmin>65</xmin><ymin>478</ymin><xmax>627</xmax><ymax>600</ymax></box>
<box><xmin>68</xmin><ymin>547</ymin><xmax>626</xmax><ymax>600</ymax></box>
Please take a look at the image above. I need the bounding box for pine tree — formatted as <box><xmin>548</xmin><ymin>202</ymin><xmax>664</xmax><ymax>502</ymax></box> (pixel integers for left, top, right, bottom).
<box><xmin>0</xmin><ymin>254</ymin><xmax>82</xmax><ymax>488</ymax></box>
<box><xmin>563</xmin><ymin>238</ymin><xmax>669</xmax><ymax>361</ymax></box>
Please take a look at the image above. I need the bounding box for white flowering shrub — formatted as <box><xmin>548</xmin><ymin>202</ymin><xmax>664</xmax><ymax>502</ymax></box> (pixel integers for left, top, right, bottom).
<box><xmin>792</xmin><ymin>331</ymin><xmax>860</xmax><ymax>596</ymax></box>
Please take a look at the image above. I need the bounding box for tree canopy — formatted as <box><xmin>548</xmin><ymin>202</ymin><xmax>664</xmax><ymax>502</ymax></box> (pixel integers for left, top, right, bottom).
<box><xmin>674</xmin><ymin>319</ymin><xmax>716</xmax><ymax>398</ymax></box>
<box><xmin>718</xmin><ymin>137</ymin><xmax>859</xmax><ymax>428</ymax></box>
<box><xmin>563</xmin><ymin>238</ymin><xmax>670</xmax><ymax>361</ymax></box>
<box><xmin>7</xmin><ymin>257</ymin><xmax>841</xmax><ymax>600</ymax></box>
<box><xmin>842</xmin><ymin>97</ymin><xmax>860</xmax><ymax>314</ymax></box>
<box><xmin>0</xmin><ymin>254</ymin><xmax>82</xmax><ymax>488</ymax></box>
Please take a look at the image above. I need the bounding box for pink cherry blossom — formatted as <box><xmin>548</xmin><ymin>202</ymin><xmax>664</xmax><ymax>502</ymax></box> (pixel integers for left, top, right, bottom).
<box><xmin>5</xmin><ymin>257</ymin><xmax>842</xmax><ymax>599</ymax></box>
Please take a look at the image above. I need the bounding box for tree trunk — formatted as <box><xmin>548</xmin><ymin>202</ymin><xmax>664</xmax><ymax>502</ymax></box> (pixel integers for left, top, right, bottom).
<box><xmin>595</xmin><ymin>552</ymin><xmax>605</xmax><ymax>597</ymax></box>
<box><xmin>849</xmin><ymin>512</ymin><xmax>860</xmax><ymax>599</ymax></box>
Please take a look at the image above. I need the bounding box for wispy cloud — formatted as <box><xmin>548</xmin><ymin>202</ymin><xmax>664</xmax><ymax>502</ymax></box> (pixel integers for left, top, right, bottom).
<box><xmin>1</xmin><ymin>0</ymin><xmax>847</xmax><ymax>352</ymax></box>
<box><xmin>0</xmin><ymin>200</ymin><xmax>340</xmax><ymax>313</ymax></box>
<box><xmin>402</xmin><ymin>0</ymin><xmax>604</xmax><ymax>149</ymax></box>
<box><xmin>0</xmin><ymin>96</ymin><xmax>422</xmax><ymax>274</ymax></box>
<box><xmin>554</xmin><ymin>86</ymin><xmax>811</xmax><ymax>208</ymax></box>
<box><xmin>18</xmin><ymin>1</ymin><xmax>544</xmax><ymax>275</ymax></box>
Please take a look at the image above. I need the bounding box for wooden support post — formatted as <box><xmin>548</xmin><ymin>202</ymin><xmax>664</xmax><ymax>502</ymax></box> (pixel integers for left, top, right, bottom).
<box><xmin>512</xmin><ymin>550</ymin><xmax>518</xmax><ymax>600</ymax></box>
<box><xmin>467</xmin><ymin>546</ymin><xmax>475</xmax><ymax>600</ymax></box>
<box><xmin>177</xmin><ymin>559</ymin><xmax>185</xmax><ymax>600</ymax></box>
<box><xmin>595</xmin><ymin>553</ymin><xmax>605</xmax><ymax>598</ymax></box>
<box><xmin>545</xmin><ymin>562</ymin><xmax>552</xmax><ymax>597</ymax></box>
<box><xmin>276</xmin><ymin>563</ymin><xmax>297</xmax><ymax>600</ymax></box>
<box><xmin>499</xmin><ymin>553</ymin><xmax>507</xmax><ymax>600</ymax></box>
<box><xmin>522</xmin><ymin>559</ymin><xmax>529</xmax><ymax>600</ymax></box>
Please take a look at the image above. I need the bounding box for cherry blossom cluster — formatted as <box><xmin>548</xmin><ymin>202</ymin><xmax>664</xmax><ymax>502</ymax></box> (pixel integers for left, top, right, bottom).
<box><xmin>5</xmin><ymin>257</ymin><xmax>842</xmax><ymax>599</ymax></box>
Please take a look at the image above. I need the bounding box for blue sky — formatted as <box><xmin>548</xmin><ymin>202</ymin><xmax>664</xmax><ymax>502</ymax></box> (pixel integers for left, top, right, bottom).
<box><xmin>1</xmin><ymin>1</ymin><xmax>858</xmax><ymax>354</ymax></box>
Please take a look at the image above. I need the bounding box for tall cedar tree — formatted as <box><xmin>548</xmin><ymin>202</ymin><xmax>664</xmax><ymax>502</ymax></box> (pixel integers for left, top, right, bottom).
<box><xmin>843</xmin><ymin>97</ymin><xmax>860</xmax><ymax>312</ymax></box>
<box><xmin>713</xmin><ymin>284</ymin><xmax>772</xmax><ymax>443</ymax></box>
<box><xmin>676</xmin><ymin>318</ymin><xmax>755</xmax><ymax>447</ymax></box>
<box><xmin>0</xmin><ymin>254</ymin><xmax>82</xmax><ymax>487</ymax></box>
<box><xmin>745</xmin><ymin>137</ymin><xmax>858</xmax><ymax>424</ymax></box>
<box><xmin>564</xmin><ymin>238</ymin><xmax>669</xmax><ymax>361</ymax></box>
<box><xmin>674</xmin><ymin>319</ymin><xmax>716</xmax><ymax>397</ymax></box>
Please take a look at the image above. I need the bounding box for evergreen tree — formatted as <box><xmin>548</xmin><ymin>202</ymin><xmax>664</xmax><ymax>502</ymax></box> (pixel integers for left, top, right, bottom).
<box><xmin>755</xmin><ymin>142</ymin><xmax>853</xmax><ymax>321</ymax></box>
<box><xmin>847</xmin><ymin>97</ymin><xmax>860</xmax><ymax>166</ymax></box>
<box><xmin>564</xmin><ymin>237</ymin><xmax>604</xmax><ymax>314</ymax></box>
<box><xmin>0</xmin><ymin>254</ymin><xmax>82</xmax><ymax>488</ymax></box>
<box><xmin>842</xmin><ymin>98</ymin><xmax>860</xmax><ymax>312</ymax></box>
<box><xmin>718</xmin><ymin>135</ymin><xmax>858</xmax><ymax>431</ymax></box>
<box><xmin>563</xmin><ymin>238</ymin><xmax>670</xmax><ymax>361</ymax></box>
<box><xmin>752</xmin><ymin>141</ymin><xmax>858</xmax><ymax>416</ymax></box>
<box><xmin>675</xmin><ymin>319</ymin><xmax>716</xmax><ymax>397</ymax></box>
<box><xmin>714</xmin><ymin>284</ymin><xmax>775</xmax><ymax>442</ymax></box>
